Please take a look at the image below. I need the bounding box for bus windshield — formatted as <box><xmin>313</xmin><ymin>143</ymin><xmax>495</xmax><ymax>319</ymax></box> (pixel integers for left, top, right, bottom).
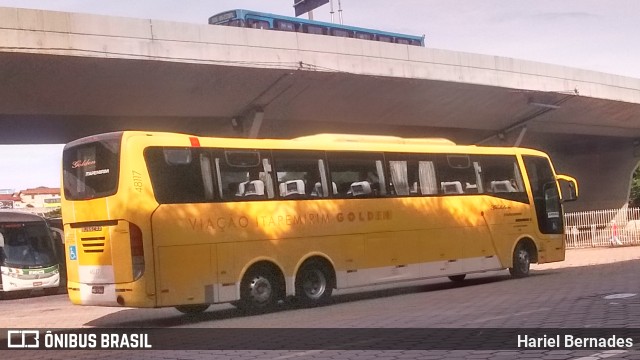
<box><xmin>0</xmin><ymin>222</ymin><xmax>57</xmax><ymax>268</ymax></box>
<box><xmin>62</xmin><ymin>133</ymin><xmax>122</xmax><ymax>200</ymax></box>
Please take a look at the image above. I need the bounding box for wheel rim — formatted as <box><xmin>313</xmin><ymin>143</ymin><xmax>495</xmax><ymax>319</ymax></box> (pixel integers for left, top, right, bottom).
<box><xmin>517</xmin><ymin>248</ymin><xmax>530</xmax><ymax>272</ymax></box>
<box><xmin>247</xmin><ymin>275</ymin><xmax>273</xmax><ymax>307</ymax></box>
<box><xmin>302</xmin><ymin>269</ymin><xmax>327</xmax><ymax>300</ymax></box>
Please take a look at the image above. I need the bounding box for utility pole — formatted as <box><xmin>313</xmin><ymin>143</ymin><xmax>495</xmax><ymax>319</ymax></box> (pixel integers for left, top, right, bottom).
<box><xmin>329</xmin><ymin>0</ymin><xmax>343</xmax><ymax>24</ymax></box>
<box><xmin>329</xmin><ymin>0</ymin><xmax>334</xmax><ymax>22</ymax></box>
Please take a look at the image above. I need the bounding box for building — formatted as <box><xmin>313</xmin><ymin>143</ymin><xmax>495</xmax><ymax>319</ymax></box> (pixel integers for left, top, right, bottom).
<box><xmin>0</xmin><ymin>193</ymin><xmax>20</xmax><ymax>209</ymax></box>
<box><xmin>15</xmin><ymin>187</ymin><xmax>61</xmax><ymax>211</ymax></box>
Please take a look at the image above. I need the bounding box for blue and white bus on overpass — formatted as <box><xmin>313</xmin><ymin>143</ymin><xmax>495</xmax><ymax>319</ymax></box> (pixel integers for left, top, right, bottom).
<box><xmin>209</xmin><ymin>9</ymin><xmax>425</xmax><ymax>47</ymax></box>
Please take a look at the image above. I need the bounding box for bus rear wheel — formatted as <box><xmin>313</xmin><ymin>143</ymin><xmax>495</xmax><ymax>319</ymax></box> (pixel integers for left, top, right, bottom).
<box><xmin>237</xmin><ymin>266</ymin><xmax>279</xmax><ymax>312</ymax></box>
<box><xmin>175</xmin><ymin>304</ymin><xmax>210</xmax><ymax>314</ymax></box>
<box><xmin>509</xmin><ymin>243</ymin><xmax>531</xmax><ymax>278</ymax></box>
<box><xmin>295</xmin><ymin>261</ymin><xmax>333</xmax><ymax>306</ymax></box>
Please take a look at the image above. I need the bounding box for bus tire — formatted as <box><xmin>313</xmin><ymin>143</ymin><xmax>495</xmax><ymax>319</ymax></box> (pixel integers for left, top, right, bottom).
<box><xmin>237</xmin><ymin>265</ymin><xmax>279</xmax><ymax>312</ymax></box>
<box><xmin>448</xmin><ymin>274</ymin><xmax>466</xmax><ymax>282</ymax></box>
<box><xmin>175</xmin><ymin>304</ymin><xmax>210</xmax><ymax>314</ymax></box>
<box><xmin>295</xmin><ymin>260</ymin><xmax>333</xmax><ymax>306</ymax></box>
<box><xmin>509</xmin><ymin>243</ymin><xmax>531</xmax><ymax>278</ymax></box>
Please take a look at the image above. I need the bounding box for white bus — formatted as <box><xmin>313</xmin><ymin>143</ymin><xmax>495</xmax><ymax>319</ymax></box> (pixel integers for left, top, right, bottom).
<box><xmin>0</xmin><ymin>210</ymin><xmax>61</xmax><ymax>298</ymax></box>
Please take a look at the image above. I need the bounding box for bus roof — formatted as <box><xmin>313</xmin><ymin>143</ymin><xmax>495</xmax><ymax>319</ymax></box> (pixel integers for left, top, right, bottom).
<box><xmin>105</xmin><ymin>131</ymin><xmax>550</xmax><ymax>159</ymax></box>
<box><xmin>293</xmin><ymin>133</ymin><xmax>456</xmax><ymax>146</ymax></box>
<box><xmin>210</xmin><ymin>9</ymin><xmax>425</xmax><ymax>44</ymax></box>
<box><xmin>0</xmin><ymin>210</ymin><xmax>47</xmax><ymax>223</ymax></box>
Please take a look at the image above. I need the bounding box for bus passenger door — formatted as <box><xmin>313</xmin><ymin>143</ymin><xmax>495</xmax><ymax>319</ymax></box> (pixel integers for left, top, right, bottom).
<box><xmin>523</xmin><ymin>156</ymin><xmax>565</xmax><ymax>263</ymax></box>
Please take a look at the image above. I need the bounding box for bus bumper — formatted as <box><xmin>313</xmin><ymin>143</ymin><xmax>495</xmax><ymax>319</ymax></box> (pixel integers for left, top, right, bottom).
<box><xmin>67</xmin><ymin>279</ymin><xmax>154</xmax><ymax>307</ymax></box>
<box><xmin>1</xmin><ymin>273</ymin><xmax>59</xmax><ymax>292</ymax></box>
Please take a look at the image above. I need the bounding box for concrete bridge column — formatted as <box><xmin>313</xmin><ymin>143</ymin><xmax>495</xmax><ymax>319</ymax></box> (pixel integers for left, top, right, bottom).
<box><xmin>519</xmin><ymin>134</ymin><xmax>638</xmax><ymax>212</ymax></box>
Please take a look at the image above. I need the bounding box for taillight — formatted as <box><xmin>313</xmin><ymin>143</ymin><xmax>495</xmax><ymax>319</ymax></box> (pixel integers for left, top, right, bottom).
<box><xmin>129</xmin><ymin>222</ymin><xmax>145</xmax><ymax>280</ymax></box>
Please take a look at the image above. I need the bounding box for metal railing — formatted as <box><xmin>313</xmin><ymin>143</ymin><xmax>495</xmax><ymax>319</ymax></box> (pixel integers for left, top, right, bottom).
<box><xmin>564</xmin><ymin>207</ymin><xmax>640</xmax><ymax>248</ymax></box>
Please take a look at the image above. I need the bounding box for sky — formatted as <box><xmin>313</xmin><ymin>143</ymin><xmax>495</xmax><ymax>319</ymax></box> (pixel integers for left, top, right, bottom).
<box><xmin>0</xmin><ymin>0</ymin><xmax>639</xmax><ymax>191</ymax></box>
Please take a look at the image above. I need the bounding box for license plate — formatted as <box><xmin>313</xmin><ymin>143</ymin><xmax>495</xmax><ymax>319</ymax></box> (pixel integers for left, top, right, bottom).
<box><xmin>33</xmin><ymin>282</ymin><xmax>43</xmax><ymax>287</ymax></box>
<box><xmin>92</xmin><ymin>286</ymin><xmax>104</xmax><ymax>294</ymax></box>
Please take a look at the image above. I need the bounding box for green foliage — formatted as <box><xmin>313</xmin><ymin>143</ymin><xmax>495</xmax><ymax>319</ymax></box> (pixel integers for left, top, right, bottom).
<box><xmin>630</xmin><ymin>167</ymin><xmax>640</xmax><ymax>207</ymax></box>
<box><xmin>45</xmin><ymin>208</ymin><xmax>62</xmax><ymax>218</ymax></box>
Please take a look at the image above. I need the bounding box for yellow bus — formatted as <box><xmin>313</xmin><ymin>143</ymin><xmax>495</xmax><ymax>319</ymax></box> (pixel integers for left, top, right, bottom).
<box><xmin>61</xmin><ymin>131</ymin><xmax>577</xmax><ymax>313</ymax></box>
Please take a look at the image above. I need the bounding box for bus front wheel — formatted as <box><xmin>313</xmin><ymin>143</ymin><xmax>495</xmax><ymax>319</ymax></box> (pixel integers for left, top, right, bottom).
<box><xmin>295</xmin><ymin>261</ymin><xmax>333</xmax><ymax>306</ymax></box>
<box><xmin>509</xmin><ymin>243</ymin><xmax>531</xmax><ymax>278</ymax></box>
<box><xmin>175</xmin><ymin>304</ymin><xmax>210</xmax><ymax>314</ymax></box>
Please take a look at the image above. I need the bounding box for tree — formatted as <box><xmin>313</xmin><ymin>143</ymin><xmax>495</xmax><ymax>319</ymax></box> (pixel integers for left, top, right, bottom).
<box><xmin>45</xmin><ymin>208</ymin><xmax>62</xmax><ymax>218</ymax></box>
<box><xmin>630</xmin><ymin>167</ymin><xmax>640</xmax><ymax>207</ymax></box>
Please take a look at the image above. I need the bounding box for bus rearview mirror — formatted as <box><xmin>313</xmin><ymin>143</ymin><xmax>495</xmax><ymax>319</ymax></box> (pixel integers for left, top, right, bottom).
<box><xmin>557</xmin><ymin>174</ymin><xmax>578</xmax><ymax>202</ymax></box>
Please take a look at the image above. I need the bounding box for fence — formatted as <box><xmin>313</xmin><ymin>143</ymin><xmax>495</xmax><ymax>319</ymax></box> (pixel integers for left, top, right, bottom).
<box><xmin>564</xmin><ymin>207</ymin><xmax>640</xmax><ymax>248</ymax></box>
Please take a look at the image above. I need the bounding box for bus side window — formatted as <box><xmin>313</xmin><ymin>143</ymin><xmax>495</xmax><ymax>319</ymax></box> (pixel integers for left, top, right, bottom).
<box><xmin>144</xmin><ymin>147</ymin><xmax>211</xmax><ymax>204</ymax></box>
<box><xmin>355</xmin><ymin>32</ymin><xmax>373</xmax><ymax>40</ymax></box>
<box><xmin>228</xmin><ymin>19</ymin><xmax>245</xmax><ymax>27</ymax></box>
<box><xmin>275</xmin><ymin>20</ymin><xmax>296</xmax><ymax>32</ymax></box>
<box><xmin>247</xmin><ymin>19</ymin><xmax>270</xmax><ymax>29</ymax></box>
<box><xmin>272</xmin><ymin>151</ymin><xmax>324</xmax><ymax>200</ymax></box>
<box><xmin>215</xmin><ymin>150</ymin><xmax>275</xmax><ymax>201</ymax></box>
<box><xmin>377</xmin><ymin>35</ymin><xmax>392</xmax><ymax>43</ymax></box>
<box><xmin>330</xmin><ymin>28</ymin><xmax>352</xmax><ymax>38</ymax></box>
<box><xmin>304</xmin><ymin>24</ymin><xmax>327</xmax><ymax>35</ymax></box>
<box><xmin>327</xmin><ymin>152</ymin><xmax>387</xmax><ymax>198</ymax></box>
<box><xmin>387</xmin><ymin>158</ymin><xmax>437</xmax><ymax>197</ymax></box>
<box><xmin>475</xmin><ymin>155</ymin><xmax>527</xmax><ymax>202</ymax></box>
<box><xmin>434</xmin><ymin>154</ymin><xmax>477</xmax><ymax>195</ymax></box>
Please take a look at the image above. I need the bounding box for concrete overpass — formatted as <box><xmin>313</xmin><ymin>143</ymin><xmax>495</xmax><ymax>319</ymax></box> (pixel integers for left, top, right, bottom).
<box><xmin>1</xmin><ymin>7</ymin><xmax>640</xmax><ymax>211</ymax></box>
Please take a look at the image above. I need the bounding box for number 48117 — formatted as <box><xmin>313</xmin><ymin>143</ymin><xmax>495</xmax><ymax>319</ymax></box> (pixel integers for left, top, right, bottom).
<box><xmin>132</xmin><ymin>171</ymin><xmax>143</xmax><ymax>193</ymax></box>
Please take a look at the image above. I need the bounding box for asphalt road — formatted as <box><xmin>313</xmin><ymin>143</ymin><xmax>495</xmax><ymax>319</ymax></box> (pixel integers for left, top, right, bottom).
<box><xmin>1</xmin><ymin>247</ymin><xmax>639</xmax><ymax>359</ymax></box>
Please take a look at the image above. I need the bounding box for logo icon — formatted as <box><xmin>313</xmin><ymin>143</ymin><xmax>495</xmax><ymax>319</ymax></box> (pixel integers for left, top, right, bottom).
<box><xmin>7</xmin><ymin>330</ymin><xmax>39</xmax><ymax>348</ymax></box>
